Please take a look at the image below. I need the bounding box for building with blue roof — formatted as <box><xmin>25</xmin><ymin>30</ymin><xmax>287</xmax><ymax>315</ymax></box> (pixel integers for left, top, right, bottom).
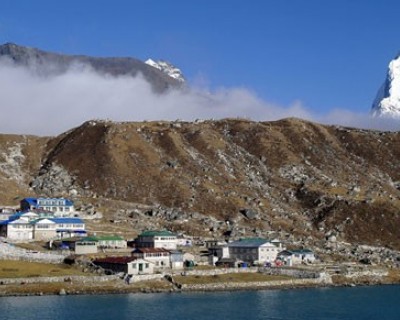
<box><xmin>20</xmin><ymin>197</ymin><xmax>74</xmax><ymax>217</ymax></box>
<box><xmin>0</xmin><ymin>215</ymin><xmax>85</xmax><ymax>241</ymax></box>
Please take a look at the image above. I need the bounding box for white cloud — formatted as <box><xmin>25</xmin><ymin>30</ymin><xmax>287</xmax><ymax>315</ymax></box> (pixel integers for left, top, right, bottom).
<box><xmin>0</xmin><ymin>59</ymin><xmax>398</xmax><ymax>136</ymax></box>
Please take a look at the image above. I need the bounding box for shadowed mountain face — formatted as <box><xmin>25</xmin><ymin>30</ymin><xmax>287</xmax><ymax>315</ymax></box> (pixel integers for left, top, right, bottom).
<box><xmin>0</xmin><ymin>43</ymin><xmax>182</xmax><ymax>92</ymax></box>
<box><xmin>1</xmin><ymin>118</ymin><xmax>400</xmax><ymax>258</ymax></box>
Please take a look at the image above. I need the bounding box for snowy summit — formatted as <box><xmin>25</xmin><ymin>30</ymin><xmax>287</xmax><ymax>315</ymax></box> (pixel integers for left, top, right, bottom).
<box><xmin>145</xmin><ymin>59</ymin><xmax>185</xmax><ymax>83</ymax></box>
<box><xmin>371</xmin><ymin>54</ymin><xmax>400</xmax><ymax>118</ymax></box>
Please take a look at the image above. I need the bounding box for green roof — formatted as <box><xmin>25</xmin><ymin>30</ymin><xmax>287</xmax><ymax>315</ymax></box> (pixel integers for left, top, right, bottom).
<box><xmin>79</xmin><ymin>236</ymin><xmax>99</xmax><ymax>242</ymax></box>
<box><xmin>81</xmin><ymin>235</ymin><xmax>124</xmax><ymax>242</ymax></box>
<box><xmin>228</xmin><ymin>238</ymin><xmax>270</xmax><ymax>247</ymax></box>
<box><xmin>139</xmin><ymin>230</ymin><xmax>176</xmax><ymax>237</ymax></box>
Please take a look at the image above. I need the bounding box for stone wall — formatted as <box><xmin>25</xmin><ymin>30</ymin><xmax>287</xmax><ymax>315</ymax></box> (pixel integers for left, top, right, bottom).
<box><xmin>0</xmin><ymin>275</ymin><xmax>119</xmax><ymax>285</ymax></box>
<box><xmin>179</xmin><ymin>267</ymin><xmax>324</xmax><ymax>279</ymax></box>
<box><xmin>176</xmin><ymin>267</ymin><xmax>258</xmax><ymax>276</ymax></box>
<box><xmin>260</xmin><ymin>267</ymin><xmax>321</xmax><ymax>279</ymax></box>
<box><xmin>180</xmin><ymin>277</ymin><xmax>332</xmax><ymax>291</ymax></box>
<box><xmin>129</xmin><ymin>274</ymin><xmax>165</xmax><ymax>283</ymax></box>
<box><xmin>344</xmin><ymin>268</ymin><xmax>388</xmax><ymax>278</ymax></box>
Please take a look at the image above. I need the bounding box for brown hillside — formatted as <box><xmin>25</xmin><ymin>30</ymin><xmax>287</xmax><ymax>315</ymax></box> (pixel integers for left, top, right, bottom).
<box><xmin>1</xmin><ymin>118</ymin><xmax>400</xmax><ymax>256</ymax></box>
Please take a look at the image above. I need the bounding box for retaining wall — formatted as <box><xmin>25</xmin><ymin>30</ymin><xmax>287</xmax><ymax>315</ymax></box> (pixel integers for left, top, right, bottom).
<box><xmin>180</xmin><ymin>277</ymin><xmax>332</xmax><ymax>291</ymax></box>
<box><xmin>0</xmin><ymin>275</ymin><xmax>119</xmax><ymax>285</ymax></box>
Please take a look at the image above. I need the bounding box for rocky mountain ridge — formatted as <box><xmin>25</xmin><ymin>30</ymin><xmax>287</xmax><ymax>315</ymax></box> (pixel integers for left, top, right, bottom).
<box><xmin>0</xmin><ymin>43</ymin><xmax>183</xmax><ymax>92</ymax></box>
<box><xmin>1</xmin><ymin>118</ymin><xmax>400</xmax><ymax>264</ymax></box>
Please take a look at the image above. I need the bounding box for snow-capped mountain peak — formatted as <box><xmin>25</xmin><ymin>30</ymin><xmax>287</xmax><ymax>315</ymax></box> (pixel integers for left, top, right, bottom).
<box><xmin>145</xmin><ymin>59</ymin><xmax>185</xmax><ymax>83</ymax></box>
<box><xmin>371</xmin><ymin>54</ymin><xmax>400</xmax><ymax>118</ymax></box>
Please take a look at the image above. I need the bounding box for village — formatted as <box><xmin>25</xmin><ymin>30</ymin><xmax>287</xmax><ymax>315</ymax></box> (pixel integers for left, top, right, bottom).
<box><xmin>0</xmin><ymin>197</ymin><xmax>316</xmax><ymax>270</ymax></box>
<box><xmin>0</xmin><ymin>196</ymin><xmax>392</xmax><ymax>295</ymax></box>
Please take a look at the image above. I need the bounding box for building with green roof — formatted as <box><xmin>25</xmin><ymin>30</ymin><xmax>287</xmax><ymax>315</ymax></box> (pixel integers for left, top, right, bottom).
<box><xmin>136</xmin><ymin>230</ymin><xmax>178</xmax><ymax>250</ymax></box>
<box><xmin>227</xmin><ymin>238</ymin><xmax>284</xmax><ymax>265</ymax></box>
<box><xmin>80</xmin><ymin>235</ymin><xmax>127</xmax><ymax>249</ymax></box>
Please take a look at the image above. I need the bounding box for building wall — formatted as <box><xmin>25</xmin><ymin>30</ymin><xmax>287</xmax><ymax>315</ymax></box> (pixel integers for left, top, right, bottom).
<box><xmin>258</xmin><ymin>244</ymin><xmax>281</xmax><ymax>263</ymax></box>
<box><xmin>98</xmin><ymin>240</ymin><xmax>127</xmax><ymax>249</ymax></box>
<box><xmin>127</xmin><ymin>260</ymin><xmax>154</xmax><ymax>275</ymax></box>
<box><xmin>21</xmin><ymin>198</ymin><xmax>74</xmax><ymax>216</ymax></box>
<box><xmin>137</xmin><ymin>235</ymin><xmax>178</xmax><ymax>250</ymax></box>
<box><xmin>75</xmin><ymin>242</ymin><xmax>98</xmax><ymax>254</ymax></box>
<box><xmin>154</xmin><ymin>237</ymin><xmax>177</xmax><ymax>250</ymax></box>
<box><xmin>7</xmin><ymin>225</ymin><xmax>33</xmax><ymax>240</ymax></box>
<box><xmin>133</xmin><ymin>252</ymin><xmax>171</xmax><ymax>270</ymax></box>
<box><xmin>229</xmin><ymin>247</ymin><xmax>259</xmax><ymax>263</ymax></box>
<box><xmin>34</xmin><ymin>229</ymin><xmax>57</xmax><ymax>241</ymax></box>
<box><xmin>37</xmin><ymin>199</ymin><xmax>74</xmax><ymax>215</ymax></box>
<box><xmin>55</xmin><ymin>223</ymin><xmax>85</xmax><ymax>231</ymax></box>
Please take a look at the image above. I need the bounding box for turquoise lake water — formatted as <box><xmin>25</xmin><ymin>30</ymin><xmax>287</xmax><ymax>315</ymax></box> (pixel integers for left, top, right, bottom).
<box><xmin>0</xmin><ymin>285</ymin><xmax>399</xmax><ymax>320</ymax></box>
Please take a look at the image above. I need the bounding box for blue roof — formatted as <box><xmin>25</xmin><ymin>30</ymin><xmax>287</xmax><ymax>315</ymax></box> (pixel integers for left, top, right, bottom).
<box><xmin>57</xmin><ymin>229</ymin><xmax>86</xmax><ymax>233</ymax></box>
<box><xmin>50</xmin><ymin>218</ymin><xmax>84</xmax><ymax>224</ymax></box>
<box><xmin>22</xmin><ymin>197</ymin><xmax>74</xmax><ymax>206</ymax></box>
<box><xmin>22</xmin><ymin>198</ymin><xmax>37</xmax><ymax>205</ymax></box>
<box><xmin>8</xmin><ymin>212</ymin><xmax>23</xmax><ymax>221</ymax></box>
<box><xmin>64</xmin><ymin>199</ymin><xmax>74</xmax><ymax>206</ymax></box>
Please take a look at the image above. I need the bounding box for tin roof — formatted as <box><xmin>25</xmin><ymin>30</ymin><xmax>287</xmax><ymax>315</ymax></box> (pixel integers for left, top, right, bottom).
<box><xmin>50</xmin><ymin>218</ymin><xmax>84</xmax><ymax>224</ymax></box>
<box><xmin>22</xmin><ymin>197</ymin><xmax>74</xmax><ymax>206</ymax></box>
<box><xmin>227</xmin><ymin>238</ymin><xmax>271</xmax><ymax>248</ymax></box>
<box><xmin>93</xmin><ymin>256</ymin><xmax>136</xmax><ymax>265</ymax></box>
<box><xmin>139</xmin><ymin>230</ymin><xmax>176</xmax><ymax>237</ymax></box>
<box><xmin>82</xmin><ymin>235</ymin><xmax>124</xmax><ymax>242</ymax></box>
<box><xmin>132</xmin><ymin>247</ymin><xmax>170</xmax><ymax>254</ymax></box>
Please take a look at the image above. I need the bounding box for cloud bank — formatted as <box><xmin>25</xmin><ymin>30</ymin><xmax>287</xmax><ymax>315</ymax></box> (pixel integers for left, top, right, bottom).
<box><xmin>0</xmin><ymin>59</ymin><xmax>398</xmax><ymax>136</ymax></box>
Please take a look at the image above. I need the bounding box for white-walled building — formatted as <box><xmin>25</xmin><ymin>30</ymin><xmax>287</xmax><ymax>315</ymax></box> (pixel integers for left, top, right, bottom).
<box><xmin>0</xmin><ymin>216</ymin><xmax>85</xmax><ymax>241</ymax></box>
<box><xmin>52</xmin><ymin>218</ymin><xmax>86</xmax><ymax>239</ymax></box>
<box><xmin>226</xmin><ymin>238</ymin><xmax>285</xmax><ymax>265</ymax></box>
<box><xmin>0</xmin><ymin>217</ymin><xmax>33</xmax><ymax>240</ymax></box>
<box><xmin>93</xmin><ymin>256</ymin><xmax>155</xmax><ymax>275</ymax></box>
<box><xmin>20</xmin><ymin>197</ymin><xmax>74</xmax><ymax>217</ymax></box>
<box><xmin>127</xmin><ymin>259</ymin><xmax>155</xmax><ymax>275</ymax></box>
<box><xmin>33</xmin><ymin>218</ymin><xmax>57</xmax><ymax>240</ymax></box>
<box><xmin>135</xmin><ymin>230</ymin><xmax>178</xmax><ymax>250</ymax></box>
<box><xmin>132</xmin><ymin>247</ymin><xmax>171</xmax><ymax>270</ymax></box>
<box><xmin>277</xmin><ymin>249</ymin><xmax>316</xmax><ymax>266</ymax></box>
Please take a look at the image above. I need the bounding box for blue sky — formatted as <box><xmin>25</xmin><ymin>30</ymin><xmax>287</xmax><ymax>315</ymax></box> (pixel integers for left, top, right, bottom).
<box><xmin>0</xmin><ymin>0</ymin><xmax>400</xmax><ymax>132</ymax></box>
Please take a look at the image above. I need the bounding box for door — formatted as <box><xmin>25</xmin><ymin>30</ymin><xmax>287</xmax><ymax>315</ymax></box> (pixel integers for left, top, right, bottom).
<box><xmin>139</xmin><ymin>263</ymin><xmax>143</xmax><ymax>272</ymax></box>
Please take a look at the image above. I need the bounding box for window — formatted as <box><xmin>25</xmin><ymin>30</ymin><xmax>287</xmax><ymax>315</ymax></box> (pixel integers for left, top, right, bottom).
<box><xmin>132</xmin><ymin>263</ymin><xmax>136</xmax><ymax>268</ymax></box>
<box><xmin>145</xmin><ymin>263</ymin><xmax>149</xmax><ymax>268</ymax></box>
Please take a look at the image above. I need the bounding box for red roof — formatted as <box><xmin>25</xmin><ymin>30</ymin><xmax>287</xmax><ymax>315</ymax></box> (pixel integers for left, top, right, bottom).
<box><xmin>93</xmin><ymin>256</ymin><xmax>136</xmax><ymax>264</ymax></box>
<box><xmin>133</xmin><ymin>248</ymin><xmax>170</xmax><ymax>254</ymax></box>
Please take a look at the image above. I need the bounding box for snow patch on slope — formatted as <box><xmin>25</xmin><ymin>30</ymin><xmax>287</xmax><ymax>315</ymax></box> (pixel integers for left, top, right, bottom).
<box><xmin>145</xmin><ymin>59</ymin><xmax>185</xmax><ymax>83</ymax></box>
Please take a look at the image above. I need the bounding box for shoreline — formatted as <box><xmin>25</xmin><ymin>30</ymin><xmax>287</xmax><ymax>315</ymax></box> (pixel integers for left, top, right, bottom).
<box><xmin>0</xmin><ymin>274</ymin><xmax>399</xmax><ymax>297</ymax></box>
